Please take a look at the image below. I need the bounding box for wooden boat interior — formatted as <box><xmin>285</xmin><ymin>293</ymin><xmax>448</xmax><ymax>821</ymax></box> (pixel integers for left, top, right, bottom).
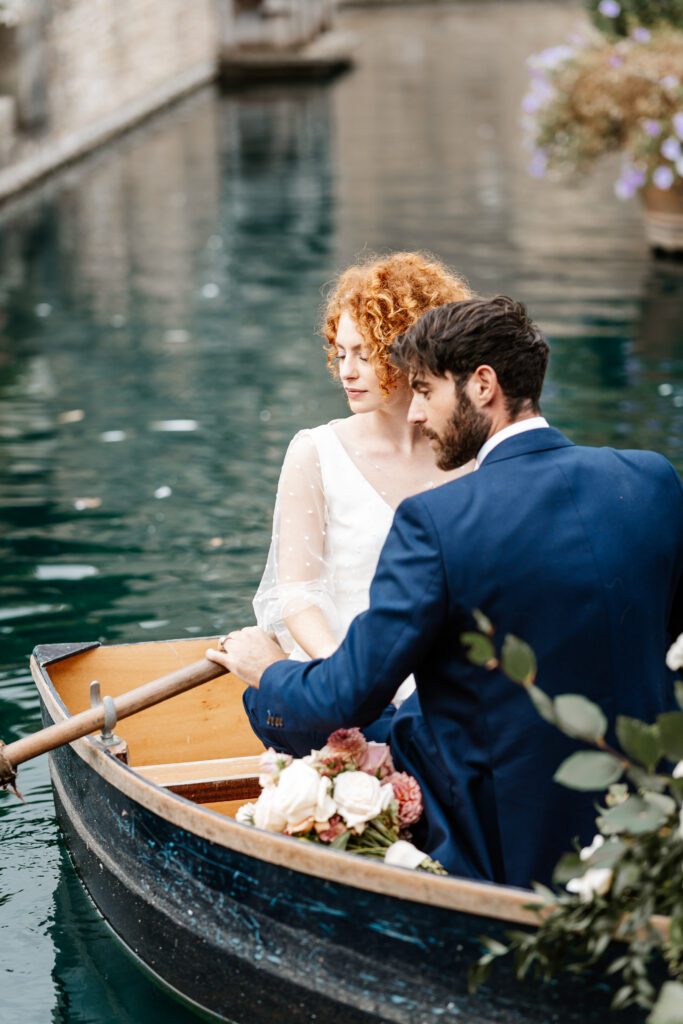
<box><xmin>46</xmin><ymin>637</ymin><xmax>266</xmax><ymax>818</ymax></box>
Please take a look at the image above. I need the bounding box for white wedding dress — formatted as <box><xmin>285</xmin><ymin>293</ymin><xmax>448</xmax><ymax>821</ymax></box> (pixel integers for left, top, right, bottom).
<box><xmin>253</xmin><ymin>422</ymin><xmax>416</xmax><ymax>706</ymax></box>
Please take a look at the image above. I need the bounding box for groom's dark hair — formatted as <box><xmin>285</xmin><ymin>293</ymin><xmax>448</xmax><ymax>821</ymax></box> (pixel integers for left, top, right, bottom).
<box><xmin>391</xmin><ymin>295</ymin><xmax>549</xmax><ymax>416</ymax></box>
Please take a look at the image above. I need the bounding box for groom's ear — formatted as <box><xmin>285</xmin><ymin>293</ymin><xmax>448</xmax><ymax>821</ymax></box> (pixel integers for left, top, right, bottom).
<box><xmin>469</xmin><ymin>365</ymin><xmax>499</xmax><ymax>408</ymax></box>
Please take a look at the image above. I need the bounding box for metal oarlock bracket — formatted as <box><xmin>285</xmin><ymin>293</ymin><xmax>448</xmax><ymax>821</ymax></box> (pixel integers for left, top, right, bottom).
<box><xmin>89</xmin><ymin>681</ymin><xmax>129</xmax><ymax>763</ymax></box>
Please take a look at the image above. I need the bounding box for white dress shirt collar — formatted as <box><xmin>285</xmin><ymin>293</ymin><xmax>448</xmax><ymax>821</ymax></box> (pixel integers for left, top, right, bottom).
<box><xmin>475</xmin><ymin>416</ymin><xmax>549</xmax><ymax>469</ymax></box>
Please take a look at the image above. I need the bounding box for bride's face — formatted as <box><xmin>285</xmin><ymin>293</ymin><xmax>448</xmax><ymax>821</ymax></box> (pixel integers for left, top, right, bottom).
<box><xmin>335</xmin><ymin>311</ymin><xmax>386</xmax><ymax>413</ymax></box>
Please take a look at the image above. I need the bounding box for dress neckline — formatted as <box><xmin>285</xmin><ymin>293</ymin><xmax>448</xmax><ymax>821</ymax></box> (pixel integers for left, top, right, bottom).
<box><xmin>326</xmin><ymin>423</ymin><xmax>395</xmax><ymax>513</ymax></box>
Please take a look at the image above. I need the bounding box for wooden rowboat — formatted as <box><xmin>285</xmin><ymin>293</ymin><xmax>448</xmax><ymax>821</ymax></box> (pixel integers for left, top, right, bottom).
<box><xmin>31</xmin><ymin>636</ymin><xmax>636</xmax><ymax>1024</ymax></box>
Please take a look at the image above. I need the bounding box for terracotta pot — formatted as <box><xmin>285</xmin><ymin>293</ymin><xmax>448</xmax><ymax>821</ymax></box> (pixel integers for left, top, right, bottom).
<box><xmin>641</xmin><ymin>184</ymin><xmax>683</xmax><ymax>255</ymax></box>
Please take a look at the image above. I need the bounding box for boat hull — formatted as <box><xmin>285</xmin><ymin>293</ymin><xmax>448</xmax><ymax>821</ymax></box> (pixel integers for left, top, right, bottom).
<box><xmin>46</xmin><ymin>726</ymin><xmax>636</xmax><ymax>1024</ymax></box>
<box><xmin>30</xmin><ymin>638</ymin><xmax>641</xmax><ymax>1024</ymax></box>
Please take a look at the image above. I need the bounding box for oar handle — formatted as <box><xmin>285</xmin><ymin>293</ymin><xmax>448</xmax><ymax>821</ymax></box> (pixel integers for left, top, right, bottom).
<box><xmin>0</xmin><ymin>657</ymin><xmax>227</xmax><ymax>788</ymax></box>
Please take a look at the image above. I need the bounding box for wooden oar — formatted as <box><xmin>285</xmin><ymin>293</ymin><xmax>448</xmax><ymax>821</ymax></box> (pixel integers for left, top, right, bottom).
<box><xmin>0</xmin><ymin>657</ymin><xmax>227</xmax><ymax>795</ymax></box>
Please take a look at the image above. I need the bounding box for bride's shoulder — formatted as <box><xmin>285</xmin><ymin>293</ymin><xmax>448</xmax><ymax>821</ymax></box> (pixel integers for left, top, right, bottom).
<box><xmin>286</xmin><ymin>418</ymin><xmax>349</xmax><ymax>450</ymax></box>
<box><xmin>281</xmin><ymin>426</ymin><xmax>327</xmax><ymax>475</ymax></box>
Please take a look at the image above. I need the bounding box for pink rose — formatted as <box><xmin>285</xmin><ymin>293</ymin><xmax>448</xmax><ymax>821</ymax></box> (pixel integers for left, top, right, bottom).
<box><xmin>325</xmin><ymin>727</ymin><xmax>368</xmax><ymax>763</ymax></box>
<box><xmin>360</xmin><ymin>741</ymin><xmax>395</xmax><ymax>780</ymax></box>
<box><xmin>386</xmin><ymin>771</ymin><xmax>423</xmax><ymax>828</ymax></box>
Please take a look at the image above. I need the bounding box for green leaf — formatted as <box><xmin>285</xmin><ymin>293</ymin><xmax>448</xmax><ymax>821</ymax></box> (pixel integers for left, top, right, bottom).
<box><xmin>626</xmin><ymin>765</ymin><xmax>668</xmax><ymax>793</ymax></box>
<box><xmin>501</xmin><ymin>634</ymin><xmax>537</xmax><ymax>686</ymax></box>
<box><xmin>552</xmin><ymin>851</ymin><xmax>582</xmax><ymax>884</ymax></box>
<box><xmin>528</xmin><ymin>685</ymin><xmax>557</xmax><ymax>725</ymax></box>
<box><xmin>479</xmin><ymin>936</ymin><xmax>509</xmax><ymax>957</ymax></box>
<box><xmin>589</xmin><ymin>838</ymin><xmax>626</xmax><ymax>869</ymax></box>
<box><xmin>468</xmin><ymin>957</ymin><xmax>494</xmax><ymax>994</ymax></box>
<box><xmin>612</xmin><ymin>985</ymin><xmax>635</xmax><ymax>1011</ymax></box>
<box><xmin>330</xmin><ymin>831</ymin><xmax>350</xmax><ymax>850</ymax></box>
<box><xmin>530</xmin><ymin>882</ymin><xmax>556</xmax><ymax>904</ymax></box>
<box><xmin>616</xmin><ymin>716</ymin><xmax>662</xmax><ymax>773</ymax></box>
<box><xmin>472</xmin><ymin>609</ymin><xmax>494</xmax><ymax>636</ymax></box>
<box><xmin>648</xmin><ymin>981</ymin><xmax>683</xmax><ymax>1024</ymax></box>
<box><xmin>668</xmin><ymin>913</ymin><xmax>683</xmax><ymax>952</ymax></box>
<box><xmin>657</xmin><ymin>712</ymin><xmax>683</xmax><ymax>761</ymax></box>
<box><xmin>611</xmin><ymin>862</ymin><xmax>641</xmax><ymax>899</ymax></box>
<box><xmin>554</xmin><ymin>751</ymin><xmax>624</xmax><ymax>791</ymax></box>
<box><xmin>643</xmin><ymin>791</ymin><xmax>676</xmax><ymax>817</ymax></box>
<box><xmin>597</xmin><ymin>794</ymin><xmax>669</xmax><ymax>836</ymax></box>
<box><xmin>675</xmin><ymin>682</ymin><xmax>683</xmax><ymax>712</ymax></box>
<box><xmin>460</xmin><ymin>632</ymin><xmax>496</xmax><ymax>667</ymax></box>
<box><xmin>554</xmin><ymin>694</ymin><xmax>607</xmax><ymax>742</ymax></box>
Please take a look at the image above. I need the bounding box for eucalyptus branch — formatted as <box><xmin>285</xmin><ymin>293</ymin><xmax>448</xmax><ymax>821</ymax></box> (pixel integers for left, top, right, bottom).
<box><xmin>461</xmin><ymin>614</ymin><xmax>683</xmax><ymax>1020</ymax></box>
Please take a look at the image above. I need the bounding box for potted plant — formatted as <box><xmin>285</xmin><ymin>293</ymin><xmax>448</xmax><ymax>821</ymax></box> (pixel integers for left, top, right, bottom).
<box><xmin>523</xmin><ymin>0</ymin><xmax>683</xmax><ymax>255</ymax></box>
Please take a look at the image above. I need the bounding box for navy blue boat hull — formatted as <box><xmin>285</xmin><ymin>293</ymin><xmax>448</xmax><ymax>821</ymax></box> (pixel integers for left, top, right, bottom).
<box><xmin>44</xmin><ymin>726</ymin><xmax>640</xmax><ymax>1024</ymax></box>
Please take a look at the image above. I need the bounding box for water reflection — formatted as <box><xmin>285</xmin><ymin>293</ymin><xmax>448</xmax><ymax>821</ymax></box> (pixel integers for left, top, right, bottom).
<box><xmin>0</xmin><ymin>4</ymin><xmax>682</xmax><ymax>1022</ymax></box>
<box><xmin>50</xmin><ymin>848</ymin><xmax>200</xmax><ymax>1024</ymax></box>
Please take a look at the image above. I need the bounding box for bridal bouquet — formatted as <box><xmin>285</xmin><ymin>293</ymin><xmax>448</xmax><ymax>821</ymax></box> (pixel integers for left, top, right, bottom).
<box><xmin>237</xmin><ymin>728</ymin><xmax>446</xmax><ymax>874</ymax></box>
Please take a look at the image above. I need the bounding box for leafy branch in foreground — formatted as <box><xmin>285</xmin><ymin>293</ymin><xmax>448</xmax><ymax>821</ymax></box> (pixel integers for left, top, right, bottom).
<box><xmin>461</xmin><ymin>614</ymin><xmax>683</xmax><ymax>1022</ymax></box>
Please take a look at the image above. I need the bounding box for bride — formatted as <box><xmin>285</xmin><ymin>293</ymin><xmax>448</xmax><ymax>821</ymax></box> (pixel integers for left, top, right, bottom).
<box><xmin>248</xmin><ymin>252</ymin><xmax>472</xmax><ymax>749</ymax></box>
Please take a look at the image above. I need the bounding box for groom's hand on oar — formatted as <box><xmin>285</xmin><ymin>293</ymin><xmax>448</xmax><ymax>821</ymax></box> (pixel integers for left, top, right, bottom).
<box><xmin>206</xmin><ymin>627</ymin><xmax>287</xmax><ymax>688</ymax></box>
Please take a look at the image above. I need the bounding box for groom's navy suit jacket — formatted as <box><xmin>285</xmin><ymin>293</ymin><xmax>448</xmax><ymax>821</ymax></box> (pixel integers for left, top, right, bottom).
<box><xmin>244</xmin><ymin>429</ymin><xmax>683</xmax><ymax>888</ymax></box>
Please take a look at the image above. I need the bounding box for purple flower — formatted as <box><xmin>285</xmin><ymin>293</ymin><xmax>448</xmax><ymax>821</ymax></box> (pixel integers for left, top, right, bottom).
<box><xmin>608</xmin><ymin>55</ymin><xmax>624</xmax><ymax>68</ymax></box>
<box><xmin>598</xmin><ymin>0</ymin><xmax>621</xmax><ymax>17</ymax></box>
<box><xmin>661</xmin><ymin>137</ymin><xmax>682</xmax><ymax>162</ymax></box>
<box><xmin>522</xmin><ymin>92</ymin><xmax>542</xmax><ymax>114</ymax></box>
<box><xmin>631</xmin><ymin>26</ymin><xmax>651</xmax><ymax>43</ymax></box>
<box><xmin>529</xmin><ymin>45</ymin><xmax>575</xmax><ymax>71</ymax></box>
<box><xmin>653</xmin><ymin>165</ymin><xmax>675</xmax><ymax>190</ymax></box>
<box><xmin>661</xmin><ymin>76</ymin><xmax>681</xmax><ymax>92</ymax></box>
<box><xmin>528</xmin><ymin>151</ymin><xmax>548</xmax><ymax>178</ymax></box>
<box><xmin>615</xmin><ymin>163</ymin><xmax>646</xmax><ymax>199</ymax></box>
<box><xmin>674</xmin><ymin>113</ymin><xmax>683</xmax><ymax>141</ymax></box>
<box><xmin>644</xmin><ymin>119</ymin><xmax>662</xmax><ymax>138</ymax></box>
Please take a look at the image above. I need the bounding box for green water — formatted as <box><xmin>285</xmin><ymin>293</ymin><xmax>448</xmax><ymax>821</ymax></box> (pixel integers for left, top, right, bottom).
<box><xmin>1</xmin><ymin>4</ymin><xmax>683</xmax><ymax>1022</ymax></box>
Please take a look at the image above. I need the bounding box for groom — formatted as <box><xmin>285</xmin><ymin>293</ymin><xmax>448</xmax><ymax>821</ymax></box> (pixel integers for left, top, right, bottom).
<box><xmin>208</xmin><ymin>295</ymin><xmax>683</xmax><ymax>889</ymax></box>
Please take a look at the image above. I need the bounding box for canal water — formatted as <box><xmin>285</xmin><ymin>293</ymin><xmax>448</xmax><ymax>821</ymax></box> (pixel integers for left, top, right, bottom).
<box><xmin>1</xmin><ymin>3</ymin><xmax>682</xmax><ymax>1021</ymax></box>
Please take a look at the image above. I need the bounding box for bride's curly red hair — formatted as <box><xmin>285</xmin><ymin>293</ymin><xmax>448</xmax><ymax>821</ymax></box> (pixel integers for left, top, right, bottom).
<box><xmin>320</xmin><ymin>252</ymin><xmax>472</xmax><ymax>395</ymax></box>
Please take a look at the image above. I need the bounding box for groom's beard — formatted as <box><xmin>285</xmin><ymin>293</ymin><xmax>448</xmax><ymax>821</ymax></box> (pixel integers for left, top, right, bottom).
<box><xmin>422</xmin><ymin>392</ymin><xmax>491</xmax><ymax>470</ymax></box>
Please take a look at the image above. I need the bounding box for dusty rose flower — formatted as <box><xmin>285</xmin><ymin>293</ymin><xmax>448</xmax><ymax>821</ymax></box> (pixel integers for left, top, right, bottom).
<box><xmin>312</xmin><ymin>728</ymin><xmax>369</xmax><ymax>776</ymax></box>
<box><xmin>326</xmin><ymin>728</ymin><xmax>368</xmax><ymax>762</ymax></box>
<box><xmin>360</xmin><ymin>741</ymin><xmax>395</xmax><ymax>779</ymax></box>
<box><xmin>315</xmin><ymin>814</ymin><xmax>348</xmax><ymax>843</ymax></box>
<box><xmin>386</xmin><ymin>772</ymin><xmax>423</xmax><ymax>828</ymax></box>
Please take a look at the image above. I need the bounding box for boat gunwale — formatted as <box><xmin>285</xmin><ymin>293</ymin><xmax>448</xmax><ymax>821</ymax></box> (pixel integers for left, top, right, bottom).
<box><xmin>30</xmin><ymin>641</ymin><xmax>543</xmax><ymax>926</ymax></box>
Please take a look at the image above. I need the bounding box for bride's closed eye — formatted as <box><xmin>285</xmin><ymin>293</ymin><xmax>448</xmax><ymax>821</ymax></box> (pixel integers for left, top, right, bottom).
<box><xmin>334</xmin><ymin>348</ymin><xmax>369</xmax><ymax>363</ymax></box>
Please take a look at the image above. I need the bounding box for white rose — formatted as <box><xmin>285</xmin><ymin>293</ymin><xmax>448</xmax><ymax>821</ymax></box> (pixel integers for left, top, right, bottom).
<box><xmin>566</xmin><ymin>868</ymin><xmax>614</xmax><ymax>902</ymax></box>
<box><xmin>333</xmin><ymin>771</ymin><xmax>394</xmax><ymax>829</ymax></box>
<box><xmin>235</xmin><ymin>802</ymin><xmax>256</xmax><ymax>826</ymax></box>
<box><xmin>666</xmin><ymin>633</ymin><xmax>683</xmax><ymax>671</ymax></box>
<box><xmin>579</xmin><ymin>834</ymin><xmax>604</xmax><ymax>861</ymax></box>
<box><xmin>258</xmin><ymin>747</ymin><xmax>293</xmax><ymax>788</ymax></box>
<box><xmin>253</xmin><ymin>785</ymin><xmax>287</xmax><ymax>833</ymax></box>
<box><xmin>273</xmin><ymin>760</ymin><xmax>336</xmax><ymax>832</ymax></box>
<box><xmin>384</xmin><ymin>840</ymin><xmax>428</xmax><ymax>870</ymax></box>
<box><xmin>674</xmin><ymin>762</ymin><xmax>683</xmax><ymax>779</ymax></box>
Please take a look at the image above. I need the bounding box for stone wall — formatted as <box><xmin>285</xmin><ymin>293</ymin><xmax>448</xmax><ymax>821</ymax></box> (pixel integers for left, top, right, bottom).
<box><xmin>0</xmin><ymin>0</ymin><xmax>219</xmax><ymax>201</ymax></box>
